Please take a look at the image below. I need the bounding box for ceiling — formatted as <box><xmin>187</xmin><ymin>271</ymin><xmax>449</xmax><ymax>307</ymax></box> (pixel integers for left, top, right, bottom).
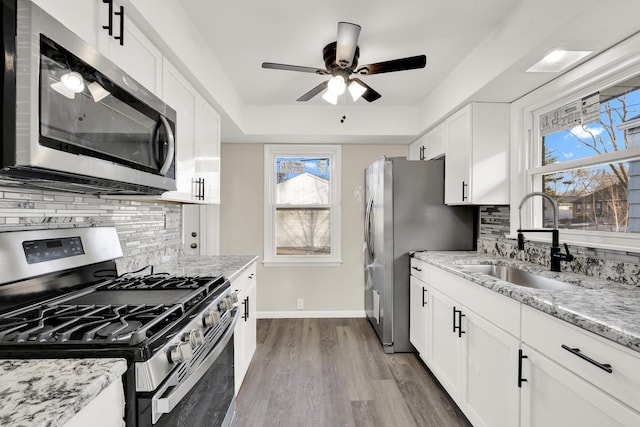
<box><xmin>177</xmin><ymin>0</ymin><xmax>640</xmax><ymax>144</ymax></box>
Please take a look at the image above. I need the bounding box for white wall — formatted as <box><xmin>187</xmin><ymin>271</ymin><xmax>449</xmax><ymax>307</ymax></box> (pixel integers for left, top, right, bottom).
<box><xmin>220</xmin><ymin>143</ymin><xmax>408</xmax><ymax>317</ymax></box>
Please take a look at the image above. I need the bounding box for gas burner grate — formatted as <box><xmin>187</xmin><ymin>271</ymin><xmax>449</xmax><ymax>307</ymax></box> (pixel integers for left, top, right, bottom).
<box><xmin>100</xmin><ymin>274</ymin><xmax>220</xmax><ymax>291</ymax></box>
<box><xmin>0</xmin><ymin>303</ymin><xmax>184</xmax><ymax>344</ymax></box>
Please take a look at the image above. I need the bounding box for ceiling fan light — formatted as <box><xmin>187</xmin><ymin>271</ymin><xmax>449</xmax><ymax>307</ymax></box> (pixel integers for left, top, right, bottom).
<box><xmin>327</xmin><ymin>75</ymin><xmax>346</xmax><ymax>95</ymax></box>
<box><xmin>348</xmin><ymin>80</ymin><xmax>367</xmax><ymax>101</ymax></box>
<box><xmin>60</xmin><ymin>71</ymin><xmax>85</xmax><ymax>93</ymax></box>
<box><xmin>322</xmin><ymin>91</ymin><xmax>338</xmax><ymax>105</ymax></box>
<box><xmin>50</xmin><ymin>81</ymin><xmax>76</xmax><ymax>99</ymax></box>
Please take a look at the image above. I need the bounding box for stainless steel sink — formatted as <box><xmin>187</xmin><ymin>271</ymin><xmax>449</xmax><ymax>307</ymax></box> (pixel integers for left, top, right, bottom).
<box><xmin>459</xmin><ymin>264</ymin><xmax>580</xmax><ymax>291</ymax></box>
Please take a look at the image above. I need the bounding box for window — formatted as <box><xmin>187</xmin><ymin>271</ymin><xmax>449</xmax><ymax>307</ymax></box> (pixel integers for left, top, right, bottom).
<box><xmin>526</xmin><ymin>71</ymin><xmax>640</xmax><ymax>249</ymax></box>
<box><xmin>264</xmin><ymin>145</ymin><xmax>341</xmax><ymax>265</ymax></box>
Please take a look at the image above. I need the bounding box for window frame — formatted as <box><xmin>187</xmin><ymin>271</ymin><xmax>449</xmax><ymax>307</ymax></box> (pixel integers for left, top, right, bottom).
<box><xmin>513</xmin><ymin>33</ymin><xmax>640</xmax><ymax>252</ymax></box>
<box><xmin>263</xmin><ymin>144</ymin><xmax>342</xmax><ymax>266</ymax></box>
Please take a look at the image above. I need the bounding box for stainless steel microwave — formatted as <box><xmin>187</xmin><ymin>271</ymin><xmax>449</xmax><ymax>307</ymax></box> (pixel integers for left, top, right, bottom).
<box><xmin>0</xmin><ymin>0</ymin><xmax>177</xmax><ymax>194</ymax></box>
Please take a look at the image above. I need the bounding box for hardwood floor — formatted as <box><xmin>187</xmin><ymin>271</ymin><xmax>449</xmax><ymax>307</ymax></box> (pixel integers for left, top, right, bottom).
<box><xmin>236</xmin><ymin>318</ymin><xmax>471</xmax><ymax>427</ymax></box>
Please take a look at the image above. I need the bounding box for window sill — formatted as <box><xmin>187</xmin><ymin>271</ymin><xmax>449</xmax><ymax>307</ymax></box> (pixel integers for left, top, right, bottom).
<box><xmin>262</xmin><ymin>260</ymin><xmax>343</xmax><ymax>268</ymax></box>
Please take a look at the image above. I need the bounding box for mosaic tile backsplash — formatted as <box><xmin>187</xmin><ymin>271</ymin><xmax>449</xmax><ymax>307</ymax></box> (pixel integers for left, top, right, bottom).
<box><xmin>0</xmin><ymin>186</ymin><xmax>183</xmax><ymax>273</ymax></box>
<box><xmin>479</xmin><ymin>206</ymin><xmax>640</xmax><ymax>287</ymax></box>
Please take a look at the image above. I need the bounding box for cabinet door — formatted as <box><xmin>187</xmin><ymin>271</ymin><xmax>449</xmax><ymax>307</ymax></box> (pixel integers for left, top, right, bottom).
<box><xmin>424</xmin><ymin>122</ymin><xmax>446</xmax><ymax>160</ymax></box>
<box><xmin>428</xmin><ymin>286</ymin><xmax>464</xmax><ymax>399</ymax></box>
<box><xmin>243</xmin><ymin>279</ymin><xmax>257</xmax><ymax>370</ymax></box>
<box><xmin>462</xmin><ymin>309</ymin><xmax>520</xmax><ymax>427</ymax></box>
<box><xmin>520</xmin><ymin>344</ymin><xmax>640</xmax><ymax>427</ymax></box>
<box><xmin>409</xmin><ymin>137</ymin><xmax>425</xmax><ymax>160</ymax></box>
<box><xmin>409</xmin><ymin>276</ymin><xmax>428</xmax><ymax>359</ymax></box>
<box><xmin>162</xmin><ymin>59</ymin><xmax>196</xmax><ymax>197</ymax></box>
<box><xmin>444</xmin><ymin>105</ymin><xmax>472</xmax><ymax>204</ymax></box>
<box><xmin>100</xmin><ymin>1</ymin><xmax>163</xmax><ymax>96</ymax></box>
<box><xmin>194</xmin><ymin>97</ymin><xmax>221</xmax><ymax>203</ymax></box>
<box><xmin>32</xmin><ymin>0</ymin><xmax>100</xmax><ymax>47</ymax></box>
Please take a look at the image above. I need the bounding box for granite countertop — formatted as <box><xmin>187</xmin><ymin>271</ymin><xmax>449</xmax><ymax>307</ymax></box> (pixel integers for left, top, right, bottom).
<box><xmin>152</xmin><ymin>255</ymin><xmax>258</xmax><ymax>281</ymax></box>
<box><xmin>0</xmin><ymin>358</ymin><xmax>127</xmax><ymax>427</ymax></box>
<box><xmin>413</xmin><ymin>251</ymin><xmax>640</xmax><ymax>353</ymax></box>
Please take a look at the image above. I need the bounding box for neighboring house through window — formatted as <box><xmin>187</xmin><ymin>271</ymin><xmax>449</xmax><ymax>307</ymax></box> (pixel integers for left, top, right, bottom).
<box><xmin>264</xmin><ymin>145</ymin><xmax>341</xmax><ymax>265</ymax></box>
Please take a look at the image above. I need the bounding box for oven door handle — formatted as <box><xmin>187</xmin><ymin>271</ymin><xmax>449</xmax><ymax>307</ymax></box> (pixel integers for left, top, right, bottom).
<box><xmin>153</xmin><ymin>308</ymin><xmax>239</xmax><ymax>421</ymax></box>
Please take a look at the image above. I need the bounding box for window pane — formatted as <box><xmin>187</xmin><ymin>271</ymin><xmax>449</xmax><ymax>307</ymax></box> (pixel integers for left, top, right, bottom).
<box><xmin>542</xmin><ymin>82</ymin><xmax>640</xmax><ymax>166</ymax></box>
<box><xmin>275</xmin><ymin>208</ymin><xmax>331</xmax><ymax>255</ymax></box>
<box><xmin>276</xmin><ymin>157</ymin><xmax>330</xmax><ymax>204</ymax></box>
<box><xmin>541</xmin><ymin>160</ymin><xmax>640</xmax><ymax>232</ymax></box>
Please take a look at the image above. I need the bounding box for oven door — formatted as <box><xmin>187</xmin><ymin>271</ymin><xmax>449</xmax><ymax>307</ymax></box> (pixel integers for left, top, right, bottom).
<box><xmin>143</xmin><ymin>310</ymin><xmax>238</xmax><ymax>427</ymax></box>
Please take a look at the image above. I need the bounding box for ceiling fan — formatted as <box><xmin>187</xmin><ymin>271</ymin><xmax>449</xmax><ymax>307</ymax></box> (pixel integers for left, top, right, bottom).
<box><xmin>262</xmin><ymin>22</ymin><xmax>427</xmax><ymax>104</ymax></box>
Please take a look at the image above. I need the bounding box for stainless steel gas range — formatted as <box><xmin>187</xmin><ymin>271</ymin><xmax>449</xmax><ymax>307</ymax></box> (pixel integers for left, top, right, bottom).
<box><xmin>0</xmin><ymin>227</ymin><xmax>237</xmax><ymax>426</ymax></box>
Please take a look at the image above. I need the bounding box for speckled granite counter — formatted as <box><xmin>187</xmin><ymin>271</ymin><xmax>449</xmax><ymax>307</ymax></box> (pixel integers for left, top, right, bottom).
<box><xmin>152</xmin><ymin>255</ymin><xmax>258</xmax><ymax>281</ymax></box>
<box><xmin>413</xmin><ymin>251</ymin><xmax>640</xmax><ymax>353</ymax></box>
<box><xmin>0</xmin><ymin>358</ymin><xmax>127</xmax><ymax>427</ymax></box>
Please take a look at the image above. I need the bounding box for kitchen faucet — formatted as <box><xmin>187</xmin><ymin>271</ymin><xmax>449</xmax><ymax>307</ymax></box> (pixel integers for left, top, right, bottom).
<box><xmin>517</xmin><ymin>192</ymin><xmax>574</xmax><ymax>272</ymax></box>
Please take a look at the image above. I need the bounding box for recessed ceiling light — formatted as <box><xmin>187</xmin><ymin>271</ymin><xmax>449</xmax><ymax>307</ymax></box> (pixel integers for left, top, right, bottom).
<box><xmin>525</xmin><ymin>49</ymin><xmax>592</xmax><ymax>73</ymax></box>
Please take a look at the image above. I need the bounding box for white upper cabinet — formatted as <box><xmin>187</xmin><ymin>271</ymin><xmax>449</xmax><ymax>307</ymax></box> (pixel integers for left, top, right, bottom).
<box><xmin>33</xmin><ymin>0</ymin><xmax>162</xmax><ymax>96</ymax></box>
<box><xmin>32</xmin><ymin>0</ymin><xmax>100</xmax><ymax>47</ymax></box>
<box><xmin>444</xmin><ymin>103</ymin><xmax>510</xmax><ymax>205</ymax></box>
<box><xmin>97</xmin><ymin>1</ymin><xmax>163</xmax><ymax>96</ymax></box>
<box><xmin>162</xmin><ymin>59</ymin><xmax>220</xmax><ymax>203</ymax></box>
<box><xmin>409</xmin><ymin>122</ymin><xmax>446</xmax><ymax>161</ymax></box>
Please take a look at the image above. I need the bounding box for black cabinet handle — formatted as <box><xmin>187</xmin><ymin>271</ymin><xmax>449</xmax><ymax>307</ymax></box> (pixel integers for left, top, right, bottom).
<box><xmin>461</xmin><ymin>181</ymin><xmax>468</xmax><ymax>201</ymax></box>
<box><xmin>422</xmin><ymin>287</ymin><xmax>427</xmax><ymax>307</ymax></box>
<box><xmin>242</xmin><ymin>297</ymin><xmax>248</xmax><ymax>321</ymax></box>
<box><xmin>114</xmin><ymin>5</ymin><xmax>124</xmax><ymax>46</ymax></box>
<box><xmin>518</xmin><ymin>349</ymin><xmax>528</xmax><ymax>387</ymax></box>
<box><xmin>193</xmin><ymin>178</ymin><xmax>205</xmax><ymax>200</ymax></box>
<box><xmin>102</xmin><ymin>0</ymin><xmax>113</xmax><ymax>35</ymax></box>
<box><xmin>411</xmin><ymin>265</ymin><xmax>422</xmax><ymax>272</ymax></box>
<box><xmin>561</xmin><ymin>345</ymin><xmax>613</xmax><ymax>373</ymax></box>
<box><xmin>419</xmin><ymin>146</ymin><xmax>425</xmax><ymax>160</ymax></box>
<box><xmin>453</xmin><ymin>307</ymin><xmax>465</xmax><ymax>337</ymax></box>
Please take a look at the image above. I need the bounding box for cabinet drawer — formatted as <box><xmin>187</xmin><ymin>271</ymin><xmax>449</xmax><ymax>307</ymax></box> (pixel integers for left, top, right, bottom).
<box><xmin>429</xmin><ymin>266</ymin><xmax>520</xmax><ymax>337</ymax></box>
<box><xmin>522</xmin><ymin>305</ymin><xmax>640</xmax><ymax>411</ymax></box>
<box><xmin>410</xmin><ymin>257</ymin><xmax>429</xmax><ymax>283</ymax></box>
<box><xmin>231</xmin><ymin>261</ymin><xmax>257</xmax><ymax>296</ymax></box>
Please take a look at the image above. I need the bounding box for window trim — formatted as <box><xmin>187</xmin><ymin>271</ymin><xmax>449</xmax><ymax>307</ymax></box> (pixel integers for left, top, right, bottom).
<box><xmin>263</xmin><ymin>144</ymin><xmax>342</xmax><ymax>266</ymax></box>
<box><xmin>512</xmin><ymin>32</ymin><xmax>640</xmax><ymax>252</ymax></box>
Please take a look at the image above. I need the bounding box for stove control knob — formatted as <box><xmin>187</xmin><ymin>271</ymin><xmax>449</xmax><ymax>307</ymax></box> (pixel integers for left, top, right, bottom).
<box><xmin>184</xmin><ymin>329</ymin><xmax>204</xmax><ymax>347</ymax></box>
<box><xmin>168</xmin><ymin>342</ymin><xmax>193</xmax><ymax>364</ymax></box>
<box><xmin>219</xmin><ymin>299</ymin><xmax>230</xmax><ymax>311</ymax></box>
<box><xmin>203</xmin><ymin>309</ymin><xmax>221</xmax><ymax>327</ymax></box>
<box><xmin>229</xmin><ymin>292</ymin><xmax>239</xmax><ymax>304</ymax></box>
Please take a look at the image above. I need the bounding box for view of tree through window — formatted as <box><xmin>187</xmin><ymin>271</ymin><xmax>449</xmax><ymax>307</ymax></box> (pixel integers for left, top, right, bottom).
<box><xmin>274</xmin><ymin>157</ymin><xmax>331</xmax><ymax>255</ymax></box>
<box><xmin>541</xmin><ymin>80</ymin><xmax>640</xmax><ymax>232</ymax></box>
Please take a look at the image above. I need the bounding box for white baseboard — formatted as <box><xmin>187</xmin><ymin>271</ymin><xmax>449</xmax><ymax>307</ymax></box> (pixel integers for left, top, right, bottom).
<box><xmin>256</xmin><ymin>310</ymin><xmax>366</xmax><ymax>319</ymax></box>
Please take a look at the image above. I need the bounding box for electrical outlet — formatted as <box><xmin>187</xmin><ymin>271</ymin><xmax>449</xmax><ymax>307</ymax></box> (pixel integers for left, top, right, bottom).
<box><xmin>297</xmin><ymin>298</ymin><xmax>304</xmax><ymax>310</ymax></box>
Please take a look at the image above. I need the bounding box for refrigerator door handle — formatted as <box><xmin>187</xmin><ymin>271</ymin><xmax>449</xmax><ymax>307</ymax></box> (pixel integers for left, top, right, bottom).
<box><xmin>365</xmin><ymin>198</ymin><xmax>375</xmax><ymax>259</ymax></box>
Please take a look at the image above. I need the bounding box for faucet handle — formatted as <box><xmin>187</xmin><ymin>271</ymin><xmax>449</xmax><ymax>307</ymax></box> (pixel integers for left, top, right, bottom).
<box><xmin>517</xmin><ymin>232</ymin><xmax>525</xmax><ymax>250</ymax></box>
<box><xmin>563</xmin><ymin>243</ymin><xmax>574</xmax><ymax>262</ymax></box>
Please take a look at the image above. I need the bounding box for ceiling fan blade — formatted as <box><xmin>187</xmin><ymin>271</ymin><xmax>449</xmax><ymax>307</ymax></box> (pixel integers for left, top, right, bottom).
<box><xmin>357</xmin><ymin>55</ymin><xmax>427</xmax><ymax>75</ymax></box>
<box><xmin>262</xmin><ymin>62</ymin><xmax>328</xmax><ymax>75</ymax></box>
<box><xmin>297</xmin><ymin>81</ymin><xmax>329</xmax><ymax>101</ymax></box>
<box><xmin>351</xmin><ymin>78</ymin><xmax>381</xmax><ymax>102</ymax></box>
<box><xmin>336</xmin><ymin>22</ymin><xmax>361</xmax><ymax>68</ymax></box>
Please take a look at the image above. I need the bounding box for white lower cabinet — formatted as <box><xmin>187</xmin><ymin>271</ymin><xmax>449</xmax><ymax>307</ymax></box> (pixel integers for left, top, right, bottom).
<box><xmin>410</xmin><ymin>259</ymin><xmax>640</xmax><ymax>427</ymax></box>
<box><xmin>232</xmin><ymin>260</ymin><xmax>257</xmax><ymax>394</ymax></box>
<box><xmin>409</xmin><ymin>275</ymin><xmax>428</xmax><ymax>359</ymax></box>
<box><xmin>427</xmin><ymin>285</ymin><xmax>519</xmax><ymax>427</ymax></box>
<box><xmin>520</xmin><ymin>343</ymin><xmax>640</xmax><ymax>427</ymax></box>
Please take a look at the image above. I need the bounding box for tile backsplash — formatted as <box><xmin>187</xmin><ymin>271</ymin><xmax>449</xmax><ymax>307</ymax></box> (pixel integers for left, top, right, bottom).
<box><xmin>479</xmin><ymin>206</ymin><xmax>640</xmax><ymax>287</ymax></box>
<box><xmin>0</xmin><ymin>187</ymin><xmax>183</xmax><ymax>273</ymax></box>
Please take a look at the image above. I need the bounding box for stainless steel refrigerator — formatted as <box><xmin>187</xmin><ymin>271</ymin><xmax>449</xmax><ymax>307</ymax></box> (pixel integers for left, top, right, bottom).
<box><xmin>364</xmin><ymin>157</ymin><xmax>475</xmax><ymax>353</ymax></box>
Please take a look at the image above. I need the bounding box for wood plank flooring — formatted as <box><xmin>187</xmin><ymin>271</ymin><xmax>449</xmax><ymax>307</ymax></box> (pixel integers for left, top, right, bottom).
<box><xmin>236</xmin><ymin>318</ymin><xmax>471</xmax><ymax>427</ymax></box>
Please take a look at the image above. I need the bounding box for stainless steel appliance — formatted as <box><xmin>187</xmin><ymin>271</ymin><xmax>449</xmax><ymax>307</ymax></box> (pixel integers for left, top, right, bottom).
<box><xmin>364</xmin><ymin>157</ymin><xmax>475</xmax><ymax>353</ymax></box>
<box><xmin>0</xmin><ymin>0</ymin><xmax>177</xmax><ymax>195</ymax></box>
<box><xmin>0</xmin><ymin>227</ymin><xmax>237</xmax><ymax>426</ymax></box>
